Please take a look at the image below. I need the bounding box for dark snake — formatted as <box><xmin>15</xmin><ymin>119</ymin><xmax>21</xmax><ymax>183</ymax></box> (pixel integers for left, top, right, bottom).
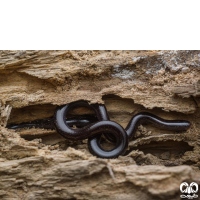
<box><xmin>7</xmin><ymin>100</ymin><xmax>191</xmax><ymax>159</ymax></box>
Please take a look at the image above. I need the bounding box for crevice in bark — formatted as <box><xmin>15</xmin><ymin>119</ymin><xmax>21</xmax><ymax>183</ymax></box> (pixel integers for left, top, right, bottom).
<box><xmin>131</xmin><ymin>140</ymin><xmax>193</xmax><ymax>160</ymax></box>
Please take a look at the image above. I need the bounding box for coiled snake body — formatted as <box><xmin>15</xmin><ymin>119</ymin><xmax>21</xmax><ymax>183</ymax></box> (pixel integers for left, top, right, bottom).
<box><xmin>7</xmin><ymin>100</ymin><xmax>191</xmax><ymax>158</ymax></box>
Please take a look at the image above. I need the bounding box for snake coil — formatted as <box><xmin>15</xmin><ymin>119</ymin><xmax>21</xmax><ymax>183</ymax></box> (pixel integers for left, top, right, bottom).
<box><xmin>53</xmin><ymin>100</ymin><xmax>191</xmax><ymax>158</ymax></box>
<box><xmin>7</xmin><ymin>100</ymin><xmax>191</xmax><ymax>158</ymax></box>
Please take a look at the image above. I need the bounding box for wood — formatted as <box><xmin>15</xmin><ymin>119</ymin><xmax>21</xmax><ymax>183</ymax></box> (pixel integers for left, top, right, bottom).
<box><xmin>0</xmin><ymin>50</ymin><xmax>200</xmax><ymax>200</ymax></box>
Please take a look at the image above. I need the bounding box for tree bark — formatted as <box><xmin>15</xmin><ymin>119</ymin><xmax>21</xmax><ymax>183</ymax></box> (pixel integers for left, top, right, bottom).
<box><xmin>0</xmin><ymin>50</ymin><xmax>200</xmax><ymax>200</ymax></box>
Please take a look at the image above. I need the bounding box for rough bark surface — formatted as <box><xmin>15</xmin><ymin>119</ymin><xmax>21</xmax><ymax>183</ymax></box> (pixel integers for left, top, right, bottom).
<box><xmin>0</xmin><ymin>50</ymin><xmax>200</xmax><ymax>200</ymax></box>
